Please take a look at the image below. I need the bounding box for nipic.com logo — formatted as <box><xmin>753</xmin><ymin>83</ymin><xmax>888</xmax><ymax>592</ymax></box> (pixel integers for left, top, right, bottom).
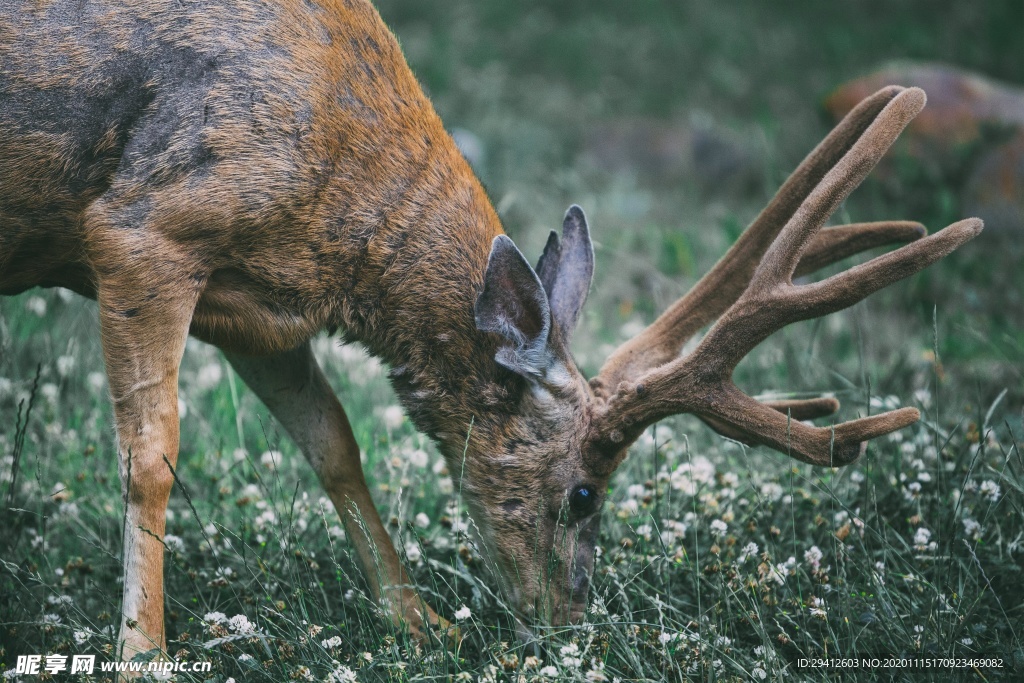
<box><xmin>10</xmin><ymin>654</ymin><xmax>213</xmax><ymax>676</ymax></box>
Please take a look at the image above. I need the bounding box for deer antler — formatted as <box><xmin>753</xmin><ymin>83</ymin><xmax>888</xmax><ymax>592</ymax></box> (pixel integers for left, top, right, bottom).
<box><xmin>587</xmin><ymin>86</ymin><xmax>982</xmax><ymax>469</ymax></box>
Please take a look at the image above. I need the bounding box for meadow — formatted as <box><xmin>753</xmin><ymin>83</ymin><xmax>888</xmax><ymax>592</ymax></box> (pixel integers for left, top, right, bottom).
<box><xmin>2</xmin><ymin>0</ymin><xmax>1023</xmax><ymax>681</ymax></box>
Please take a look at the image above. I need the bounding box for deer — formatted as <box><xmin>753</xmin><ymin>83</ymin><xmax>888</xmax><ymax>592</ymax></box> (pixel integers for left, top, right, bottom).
<box><xmin>0</xmin><ymin>0</ymin><xmax>982</xmax><ymax>669</ymax></box>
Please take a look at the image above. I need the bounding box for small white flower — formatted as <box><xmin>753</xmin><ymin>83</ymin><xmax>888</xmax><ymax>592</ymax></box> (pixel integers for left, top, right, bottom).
<box><xmin>228</xmin><ymin>613</ymin><xmax>256</xmax><ymax>634</ymax></box>
<box><xmin>327</xmin><ymin>664</ymin><xmax>357</xmax><ymax>683</ymax></box>
<box><xmin>405</xmin><ymin>541</ymin><xmax>422</xmax><ymax>564</ymax></box>
<box><xmin>408</xmin><ymin>448</ymin><xmax>429</xmax><ymax>468</ymax></box>
<box><xmin>56</xmin><ymin>355</ymin><xmax>76</xmax><ymax>377</ymax></box>
<box><xmin>753</xmin><ymin>666</ymin><xmax>767</xmax><ymax>680</ymax></box>
<box><xmin>414</xmin><ymin>512</ymin><xmax>430</xmax><ymax>528</ymax></box>
<box><xmin>73</xmin><ymin>629</ymin><xmax>91</xmax><ymax>645</ymax></box>
<box><xmin>560</xmin><ymin>642</ymin><xmax>583</xmax><ymax>668</ymax></box>
<box><xmin>321</xmin><ymin>635</ymin><xmax>342</xmax><ymax>649</ymax></box>
<box><xmin>41</xmin><ymin>382</ymin><xmax>59</xmax><ymax>402</ymax></box>
<box><xmin>260</xmin><ymin>450</ymin><xmax>282</xmax><ymax>470</ymax></box>
<box><xmin>738</xmin><ymin>542</ymin><xmax>759</xmax><ymax>564</ymax></box>
<box><xmin>913</xmin><ymin>528</ymin><xmax>937</xmax><ymax>552</ymax></box>
<box><xmin>962</xmin><ymin>518</ymin><xmax>982</xmax><ymax>540</ymax></box>
<box><xmin>979</xmin><ymin>480</ymin><xmax>1001</xmax><ymax>502</ymax></box>
<box><xmin>454</xmin><ymin>605</ymin><xmax>472</xmax><ymax>620</ymax></box>
<box><xmin>196</xmin><ymin>362</ymin><xmax>223</xmax><ymax>390</ymax></box>
<box><xmin>87</xmin><ymin>371</ymin><xmax>106</xmax><ymax>391</ymax></box>
<box><xmin>804</xmin><ymin>545</ymin><xmax>823</xmax><ymax>571</ymax></box>
<box><xmin>25</xmin><ymin>295</ymin><xmax>47</xmax><ymax>317</ymax></box>
<box><xmin>760</xmin><ymin>482</ymin><xmax>784</xmax><ymax>502</ymax></box>
<box><xmin>203</xmin><ymin>611</ymin><xmax>227</xmax><ymax>625</ymax></box>
<box><xmin>539</xmin><ymin>666</ymin><xmax>559</xmax><ymax>678</ymax></box>
<box><xmin>709</xmin><ymin>519</ymin><xmax>728</xmax><ymax>536</ymax></box>
<box><xmin>619</xmin><ymin>499</ymin><xmax>639</xmax><ymax>516</ymax></box>
<box><xmin>163</xmin><ymin>534</ymin><xmax>185</xmax><ymax>553</ymax></box>
<box><xmin>382</xmin><ymin>405</ymin><xmax>404</xmax><ymax>430</ymax></box>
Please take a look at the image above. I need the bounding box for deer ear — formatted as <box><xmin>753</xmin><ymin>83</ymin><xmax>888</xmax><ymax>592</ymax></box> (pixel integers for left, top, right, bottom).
<box><xmin>475</xmin><ymin>235</ymin><xmax>555</xmax><ymax>379</ymax></box>
<box><xmin>535</xmin><ymin>205</ymin><xmax>594</xmax><ymax>346</ymax></box>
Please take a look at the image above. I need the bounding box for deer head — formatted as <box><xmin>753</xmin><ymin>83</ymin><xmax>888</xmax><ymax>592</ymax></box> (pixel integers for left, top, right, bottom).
<box><xmin>465</xmin><ymin>85</ymin><xmax>981</xmax><ymax>625</ymax></box>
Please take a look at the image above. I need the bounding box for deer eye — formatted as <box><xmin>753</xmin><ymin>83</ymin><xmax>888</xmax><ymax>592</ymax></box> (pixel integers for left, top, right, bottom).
<box><xmin>569</xmin><ymin>485</ymin><xmax>598</xmax><ymax>517</ymax></box>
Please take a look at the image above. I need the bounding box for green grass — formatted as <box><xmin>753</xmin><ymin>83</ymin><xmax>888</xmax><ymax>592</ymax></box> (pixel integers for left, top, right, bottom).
<box><xmin>3</xmin><ymin>1</ymin><xmax>1024</xmax><ymax>681</ymax></box>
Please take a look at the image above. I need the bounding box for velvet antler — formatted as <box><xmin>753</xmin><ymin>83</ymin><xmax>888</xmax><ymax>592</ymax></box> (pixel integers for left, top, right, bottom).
<box><xmin>588</xmin><ymin>86</ymin><xmax>981</xmax><ymax>467</ymax></box>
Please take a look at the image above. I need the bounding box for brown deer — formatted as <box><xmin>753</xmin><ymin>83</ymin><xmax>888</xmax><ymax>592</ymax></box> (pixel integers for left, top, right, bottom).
<box><xmin>0</xmin><ymin>0</ymin><xmax>981</xmax><ymax>668</ymax></box>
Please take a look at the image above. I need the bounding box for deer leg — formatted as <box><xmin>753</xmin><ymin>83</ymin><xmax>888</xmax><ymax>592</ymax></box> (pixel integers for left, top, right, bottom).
<box><xmin>225</xmin><ymin>342</ymin><xmax>450</xmax><ymax>642</ymax></box>
<box><xmin>90</xmin><ymin>248</ymin><xmax>201</xmax><ymax>670</ymax></box>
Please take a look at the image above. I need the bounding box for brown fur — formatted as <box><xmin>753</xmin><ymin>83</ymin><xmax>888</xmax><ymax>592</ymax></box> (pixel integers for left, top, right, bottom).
<box><xmin>0</xmin><ymin>0</ymin><xmax>981</xmax><ymax>669</ymax></box>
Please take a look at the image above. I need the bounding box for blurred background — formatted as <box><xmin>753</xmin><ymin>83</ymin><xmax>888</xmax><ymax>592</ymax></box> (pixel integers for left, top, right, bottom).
<box><xmin>373</xmin><ymin>0</ymin><xmax>1024</xmax><ymax>412</ymax></box>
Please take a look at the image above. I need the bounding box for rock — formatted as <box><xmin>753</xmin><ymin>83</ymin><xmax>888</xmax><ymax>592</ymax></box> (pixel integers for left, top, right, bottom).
<box><xmin>964</xmin><ymin>132</ymin><xmax>1024</xmax><ymax>234</ymax></box>
<box><xmin>825</xmin><ymin>61</ymin><xmax>1024</xmax><ymax>149</ymax></box>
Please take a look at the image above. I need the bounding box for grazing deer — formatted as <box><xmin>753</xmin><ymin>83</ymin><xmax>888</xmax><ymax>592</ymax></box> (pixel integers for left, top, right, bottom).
<box><xmin>0</xmin><ymin>0</ymin><xmax>981</xmax><ymax>668</ymax></box>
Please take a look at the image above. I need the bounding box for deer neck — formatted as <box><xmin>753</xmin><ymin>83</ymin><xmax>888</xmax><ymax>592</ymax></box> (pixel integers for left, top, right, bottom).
<box><xmin>326</xmin><ymin>150</ymin><xmax>511</xmax><ymax>453</ymax></box>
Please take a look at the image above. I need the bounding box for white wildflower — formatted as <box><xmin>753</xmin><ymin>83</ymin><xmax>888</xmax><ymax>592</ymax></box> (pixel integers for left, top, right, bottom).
<box><xmin>382</xmin><ymin>405</ymin><xmax>404</xmax><ymax>430</ymax></box>
<box><xmin>560</xmin><ymin>642</ymin><xmax>582</xmax><ymax>668</ymax></box>
<box><xmin>962</xmin><ymin>518</ymin><xmax>982</xmax><ymax>540</ymax></box>
<box><xmin>56</xmin><ymin>355</ymin><xmax>76</xmax><ymax>377</ymax></box>
<box><xmin>760</xmin><ymin>482</ymin><xmax>784</xmax><ymax>502</ymax></box>
<box><xmin>619</xmin><ymin>499</ymin><xmax>639</xmax><ymax>516</ymax></box>
<box><xmin>203</xmin><ymin>611</ymin><xmax>227</xmax><ymax>625</ymax></box>
<box><xmin>260</xmin><ymin>450</ymin><xmax>282</xmax><ymax>470</ymax></box>
<box><xmin>196</xmin><ymin>362</ymin><xmax>223</xmax><ymax>390</ymax></box>
<box><xmin>25</xmin><ymin>295</ymin><xmax>47</xmax><ymax>317</ymax></box>
<box><xmin>405</xmin><ymin>541</ymin><xmax>422</xmax><ymax>564</ymax></box>
<box><xmin>408</xmin><ymin>448</ymin><xmax>429</xmax><ymax>468</ymax></box>
<box><xmin>87</xmin><ymin>371</ymin><xmax>106</xmax><ymax>391</ymax></box>
<box><xmin>327</xmin><ymin>663</ymin><xmax>358</xmax><ymax>683</ymax></box>
<box><xmin>709</xmin><ymin>519</ymin><xmax>728</xmax><ymax>536</ymax></box>
<box><xmin>227</xmin><ymin>614</ymin><xmax>256</xmax><ymax>634</ymax></box>
<box><xmin>454</xmin><ymin>605</ymin><xmax>472</xmax><ymax>620</ymax></box>
<box><xmin>804</xmin><ymin>545</ymin><xmax>823</xmax><ymax>571</ymax></box>
<box><xmin>414</xmin><ymin>512</ymin><xmax>430</xmax><ymax>528</ymax></box>
<box><xmin>913</xmin><ymin>527</ymin><xmax>936</xmax><ymax>552</ymax></box>
<box><xmin>163</xmin><ymin>534</ymin><xmax>185</xmax><ymax>553</ymax></box>
<box><xmin>738</xmin><ymin>542</ymin><xmax>759</xmax><ymax>564</ymax></box>
<box><xmin>40</xmin><ymin>383</ymin><xmax>59</xmax><ymax>403</ymax></box>
<box><xmin>979</xmin><ymin>480</ymin><xmax>1001</xmax><ymax>502</ymax></box>
<box><xmin>539</xmin><ymin>666</ymin><xmax>559</xmax><ymax>678</ymax></box>
<box><xmin>321</xmin><ymin>635</ymin><xmax>342</xmax><ymax>649</ymax></box>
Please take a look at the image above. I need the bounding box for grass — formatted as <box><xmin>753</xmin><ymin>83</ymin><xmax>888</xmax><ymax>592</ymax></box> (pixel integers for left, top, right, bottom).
<box><xmin>2</xmin><ymin>0</ymin><xmax>1024</xmax><ymax>681</ymax></box>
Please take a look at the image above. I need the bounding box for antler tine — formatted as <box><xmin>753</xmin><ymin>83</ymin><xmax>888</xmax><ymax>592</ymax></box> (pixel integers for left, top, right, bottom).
<box><xmin>593</xmin><ymin>86</ymin><xmax>912</xmax><ymax>398</ymax></box>
<box><xmin>749</xmin><ymin>87</ymin><xmax>926</xmax><ymax>290</ymax></box>
<box><xmin>795</xmin><ymin>221</ymin><xmax>925</xmax><ymax>277</ymax></box>
<box><xmin>587</xmin><ymin>87</ymin><xmax>983</xmax><ymax>468</ymax></box>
